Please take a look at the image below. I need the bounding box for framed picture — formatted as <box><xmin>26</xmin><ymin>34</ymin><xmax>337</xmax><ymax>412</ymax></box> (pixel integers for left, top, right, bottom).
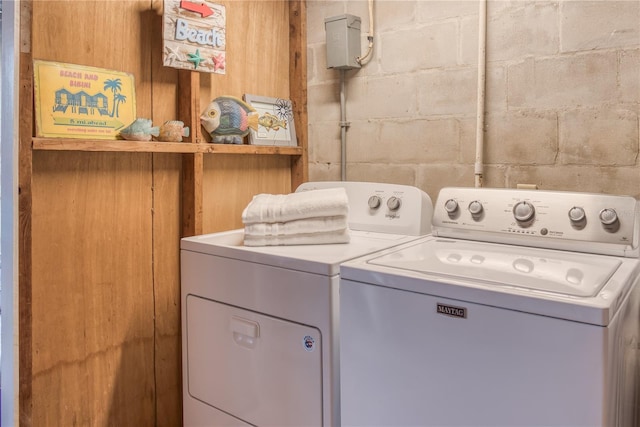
<box><xmin>243</xmin><ymin>94</ymin><xmax>297</xmax><ymax>146</ymax></box>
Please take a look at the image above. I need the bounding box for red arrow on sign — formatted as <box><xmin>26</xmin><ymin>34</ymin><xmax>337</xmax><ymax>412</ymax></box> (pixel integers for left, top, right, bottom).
<box><xmin>180</xmin><ymin>0</ymin><xmax>213</xmax><ymax>18</ymax></box>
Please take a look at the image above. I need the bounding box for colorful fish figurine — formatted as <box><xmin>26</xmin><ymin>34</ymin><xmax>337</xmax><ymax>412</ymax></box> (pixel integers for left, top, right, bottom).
<box><xmin>258</xmin><ymin>112</ymin><xmax>287</xmax><ymax>131</ymax></box>
<box><xmin>119</xmin><ymin>118</ymin><xmax>159</xmax><ymax>141</ymax></box>
<box><xmin>200</xmin><ymin>95</ymin><xmax>259</xmax><ymax>144</ymax></box>
<box><xmin>157</xmin><ymin>120</ymin><xmax>190</xmax><ymax>142</ymax></box>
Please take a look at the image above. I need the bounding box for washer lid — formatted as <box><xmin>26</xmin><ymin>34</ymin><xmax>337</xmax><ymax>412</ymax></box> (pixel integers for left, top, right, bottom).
<box><xmin>367</xmin><ymin>238</ymin><xmax>621</xmax><ymax>297</ymax></box>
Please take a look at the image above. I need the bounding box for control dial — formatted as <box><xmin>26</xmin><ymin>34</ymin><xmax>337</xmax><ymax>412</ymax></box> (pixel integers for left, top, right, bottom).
<box><xmin>387</xmin><ymin>196</ymin><xmax>402</xmax><ymax>211</ymax></box>
<box><xmin>368</xmin><ymin>195</ymin><xmax>382</xmax><ymax>209</ymax></box>
<box><xmin>513</xmin><ymin>201</ymin><xmax>535</xmax><ymax>223</ymax></box>
<box><xmin>468</xmin><ymin>200</ymin><xmax>483</xmax><ymax>216</ymax></box>
<box><xmin>599</xmin><ymin>208</ymin><xmax>618</xmax><ymax>226</ymax></box>
<box><xmin>568</xmin><ymin>206</ymin><xmax>586</xmax><ymax>223</ymax></box>
<box><xmin>444</xmin><ymin>199</ymin><xmax>459</xmax><ymax>214</ymax></box>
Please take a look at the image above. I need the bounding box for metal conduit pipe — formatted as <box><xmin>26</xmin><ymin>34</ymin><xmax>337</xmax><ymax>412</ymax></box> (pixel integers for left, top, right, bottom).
<box><xmin>338</xmin><ymin>0</ymin><xmax>373</xmax><ymax>182</ymax></box>
<box><xmin>340</xmin><ymin>69</ymin><xmax>348</xmax><ymax>181</ymax></box>
<box><xmin>475</xmin><ymin>0</ymin><xmax>487</xmax><ymax>188</ymax></box>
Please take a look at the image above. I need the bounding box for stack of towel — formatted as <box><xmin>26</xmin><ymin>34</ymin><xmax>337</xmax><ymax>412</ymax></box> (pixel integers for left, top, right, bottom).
<box><xmin>241</xmin><ymin>187</ymin><xmax>351</xmax><ymax>246</ymax></box>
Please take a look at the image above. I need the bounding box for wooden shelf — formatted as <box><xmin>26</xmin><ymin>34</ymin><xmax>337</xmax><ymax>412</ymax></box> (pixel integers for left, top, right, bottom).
<box><xmin>32</xmin><ymin>137</ymin><xmax>303</xmax><ymax>156</ymax></box>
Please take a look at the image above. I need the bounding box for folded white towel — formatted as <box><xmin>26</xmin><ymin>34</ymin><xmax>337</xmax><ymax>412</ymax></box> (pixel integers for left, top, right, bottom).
<box><xmin>242</xmin><ymin>187</ymin><xmax>349</xmax><ymax>224</ymax></box>
<box><xmin>244</xmin><ymin>215</ymin><xmax>348</xmax><ymax>237</ymax></box>
<box><xmin>243</xmin><ymin>228</ymin><xmax>351</xmax><ymax>247</ymax></box>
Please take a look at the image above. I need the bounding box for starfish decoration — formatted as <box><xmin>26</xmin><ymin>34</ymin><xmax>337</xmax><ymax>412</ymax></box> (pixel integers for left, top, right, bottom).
<box><xmin>212</xmin><ymin>53</ymin><xmax>226</xmax><ymax>72</ymax></box>
<box><xmin>187</xmin><ymin>49</ymin><xmax>204</xmax><ymax>69</ymax></box>
<box><xmin>164</xmin><ymin>46</ymin><xmax>182</xmax><ymax>65</ymax></box>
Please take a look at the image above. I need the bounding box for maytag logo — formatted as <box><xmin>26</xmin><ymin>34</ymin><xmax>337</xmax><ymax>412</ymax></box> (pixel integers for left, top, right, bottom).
<box><xmin>437</xmin><ymin>303</ymin><xmax>467</xmax><ymax>319</ymax></box>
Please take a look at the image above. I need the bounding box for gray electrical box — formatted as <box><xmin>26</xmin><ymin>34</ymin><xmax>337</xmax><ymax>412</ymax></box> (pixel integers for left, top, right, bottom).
<box><xmin>324</xmin><ymin>14</ymin><xmax>361</xmax><ymax>70</ymax></box>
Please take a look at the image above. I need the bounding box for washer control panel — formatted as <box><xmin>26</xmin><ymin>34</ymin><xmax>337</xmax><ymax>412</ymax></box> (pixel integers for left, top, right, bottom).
<box><xmin>433</xmin><ymin>187</ymin><xmax>639</xmax><ymax>256</ymax></box>
<box><xmin>296</xmin><ymin>181</ymin><xmax>433</xmax><ymax>236</ymax></box>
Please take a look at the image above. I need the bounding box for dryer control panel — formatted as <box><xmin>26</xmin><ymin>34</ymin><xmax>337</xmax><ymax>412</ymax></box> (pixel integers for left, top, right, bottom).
<box><xmin>433</xmin><ymin>187</ymin><xmax>640</xmax><ymax>257</ymax></box>
<box><xmin>297</xmin><ymin>181</ymin><xmax>433</xmax><ymax>236</ymax></box>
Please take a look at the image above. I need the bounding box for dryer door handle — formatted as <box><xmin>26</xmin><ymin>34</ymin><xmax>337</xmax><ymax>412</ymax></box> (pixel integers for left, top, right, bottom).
<box><xmin>231</xmin><ymin>316</ymin><xmax>260</xmax><ymax>349</ymax></box>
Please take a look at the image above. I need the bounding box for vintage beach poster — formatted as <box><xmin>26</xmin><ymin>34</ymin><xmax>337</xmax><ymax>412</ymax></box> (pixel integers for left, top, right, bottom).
<box><xmin>33</xmin><ymin>60</ymin><xmax>136</xmax><ymax>139</ymax></box>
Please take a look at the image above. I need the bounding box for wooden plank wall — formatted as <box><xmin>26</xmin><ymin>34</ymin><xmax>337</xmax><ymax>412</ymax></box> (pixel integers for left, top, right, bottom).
<box><xmin>200</xmin><ymin>0</ymin><xmax>294</xmax><ymax>233</ymax></box>
<box><xmin>25</xmin><ymin>1</ymin><xmax>300</xmax><ymax>425</ymax></box>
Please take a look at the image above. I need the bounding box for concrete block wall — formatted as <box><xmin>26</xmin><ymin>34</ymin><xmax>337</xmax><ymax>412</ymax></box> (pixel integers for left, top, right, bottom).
<box><xmin>306</xmin><ymin>0</ymin><xmax>640</xmax><ymax>201</ymax></box>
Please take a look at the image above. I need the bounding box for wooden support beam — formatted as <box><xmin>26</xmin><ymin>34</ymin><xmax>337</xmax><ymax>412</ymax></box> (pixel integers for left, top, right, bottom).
<box><xmin>178</xmin><ymin>70</ymin><xmax>202</xmax><ymax>144</ymax></box>
<box><xmin>181</xmin><ymin>153</ymin><xmax>204</xmax><ymax>237</ymax></box>
<box><xmin>289</xmin><ymin>0</ymin><xmax>309</xmax><ymax>190</ymax></box>
<box><xmin>19</xmin><ymin>1</ymin><xmax>34</xmax><ymax>425</ymax></box>
<box><xmin>179</xmin><ymin>70</ymin><xmax>204</xmax><ymax>237</ymax></box>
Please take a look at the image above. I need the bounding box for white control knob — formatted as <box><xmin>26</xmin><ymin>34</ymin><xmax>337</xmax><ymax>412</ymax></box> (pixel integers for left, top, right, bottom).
<box><xmin>387</xmin><ymin>196</ymin><xmax>401</xmax><ymax>211</ymax></box>
<box><xmin>468</xmin><ymin>201</ymin><xmax>483</xmax><ymax>216</ymax></box>
<box><xmin>444</xmin><ymin>199</ymin><xmax>459</xmax><ymax>214</ymax></box>
<box><xmin>599</xmin><ymin>208</ymin><xmax>618</xmax><ymax>226</ymax></box>
<box><xmin>368</xmin><ymin>195</ymin><xmax>382</xmax><ymax>209</ymax></box>
<box><xmin>513</xmin><ymin>201</ymin><xmax>535</xmax><ymax>222</ymax></box>
<box><xmin>568</xmin><ymin>206</ymin><xmax>586</xmax><ymax>223</ymax></box>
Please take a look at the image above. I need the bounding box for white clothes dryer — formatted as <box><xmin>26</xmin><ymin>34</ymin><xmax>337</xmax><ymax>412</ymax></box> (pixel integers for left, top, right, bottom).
<box><xmin>181</xmin><ymin>181</ymin><xmax>433</xmax><ymax>427</ymax></box>
<box><xmin>340</xmin><ymin>187</ymin><xmax>640</xmax><ymax>427</ymax></box>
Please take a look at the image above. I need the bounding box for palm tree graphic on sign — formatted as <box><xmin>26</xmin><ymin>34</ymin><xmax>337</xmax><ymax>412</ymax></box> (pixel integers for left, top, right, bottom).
<box><xmin>103</xmin><ymin>78</ymin><xmax>127</xmax><ymax>118</ymax></box>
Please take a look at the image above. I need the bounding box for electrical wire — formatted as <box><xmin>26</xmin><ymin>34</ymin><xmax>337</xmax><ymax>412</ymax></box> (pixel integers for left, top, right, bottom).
<box><xmin>356</xmin><ymin>0</ymin><xmax>374</xmax><ymax>65</ymax></box>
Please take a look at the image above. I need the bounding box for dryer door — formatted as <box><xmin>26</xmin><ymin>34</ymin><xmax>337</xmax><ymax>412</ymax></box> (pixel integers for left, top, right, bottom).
<box><xmin>185</xmin><ymin>295</ymin><xmax>323</xmax><ymax>426</ymax></box>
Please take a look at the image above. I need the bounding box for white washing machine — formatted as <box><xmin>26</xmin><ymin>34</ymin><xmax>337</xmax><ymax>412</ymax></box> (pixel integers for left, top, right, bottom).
<box><xmin>340</xmin><ymin>187</ymin><xmax>640</xmax><ymax>427</ymax></box>
<box><xmin>180</xmin><ymin>181</ymin><xmax>433</xmax><ymax>427</ymax></box>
